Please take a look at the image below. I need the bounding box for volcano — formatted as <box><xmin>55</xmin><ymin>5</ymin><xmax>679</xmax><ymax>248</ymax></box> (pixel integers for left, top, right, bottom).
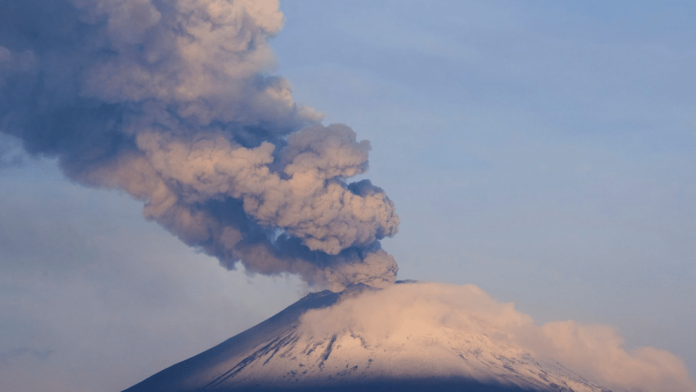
<box><xmin>124</xmin><ymin>282</ymin><xmax>611</xmax><ymax>392</ymax></box>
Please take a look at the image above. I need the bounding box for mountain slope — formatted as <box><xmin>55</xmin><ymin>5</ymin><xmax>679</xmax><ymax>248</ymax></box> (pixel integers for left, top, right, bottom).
<box><xmin>124</xmin><ymin>283</ymin><xmax>611</xmax><ymax>392</ymax></box>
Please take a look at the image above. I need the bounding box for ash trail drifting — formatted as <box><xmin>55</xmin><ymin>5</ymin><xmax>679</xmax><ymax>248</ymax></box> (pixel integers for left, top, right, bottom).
<box><xmin>124</xmin><ymin>282</ymin><xmax>696</xmax><ymax>392</ymax></box>
<box><xmin>0</xmin><ymin>0</ymin><xmax>399</xmax><ymax>290</ymax></box>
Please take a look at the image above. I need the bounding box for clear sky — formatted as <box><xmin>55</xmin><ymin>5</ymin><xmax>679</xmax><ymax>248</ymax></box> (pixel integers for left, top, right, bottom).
<box><xmin>1</xmin><ymin>1</ymin><xmax>695</xmax><ymax>391</ymax></box>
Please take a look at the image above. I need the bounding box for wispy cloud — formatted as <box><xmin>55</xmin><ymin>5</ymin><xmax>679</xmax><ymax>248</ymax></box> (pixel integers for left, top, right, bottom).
<box><xmin>301</xmin><ymin>283</ymin><xmax>696</xmax><ymax>392</ymax></box>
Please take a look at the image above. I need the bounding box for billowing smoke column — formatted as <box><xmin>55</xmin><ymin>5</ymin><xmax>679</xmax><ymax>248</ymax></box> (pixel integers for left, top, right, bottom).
<box><xmin>0</xmin><ymin>0</ymin><xmax>400</xmax><ymax>290</ymax></box>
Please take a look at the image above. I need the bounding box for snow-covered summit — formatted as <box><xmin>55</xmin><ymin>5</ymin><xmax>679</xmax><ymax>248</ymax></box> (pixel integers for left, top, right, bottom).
<box><xmin>124</xmin><ymin>282</ymin><xmax>616</xmax><ymax>392</ymax></box>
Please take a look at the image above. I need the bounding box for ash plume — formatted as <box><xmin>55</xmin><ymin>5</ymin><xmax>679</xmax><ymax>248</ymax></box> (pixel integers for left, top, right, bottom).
<box><xmin>0</xmin><ymin>0</ymin><xmax>400</xmax><ymax>290</ymax></box>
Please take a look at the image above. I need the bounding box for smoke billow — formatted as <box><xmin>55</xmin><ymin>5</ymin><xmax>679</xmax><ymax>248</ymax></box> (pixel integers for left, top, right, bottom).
<box><xmin>0</xmin><ymin>0</ymin><xmax>399</xmax><ymax>290</ymax></box>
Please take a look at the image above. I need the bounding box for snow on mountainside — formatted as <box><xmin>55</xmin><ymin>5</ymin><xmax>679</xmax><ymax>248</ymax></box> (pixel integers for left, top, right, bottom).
<box><xmin>124</xmin><ymin>282</ymin><xmax>613</xmax><ymax>392</ymax></box>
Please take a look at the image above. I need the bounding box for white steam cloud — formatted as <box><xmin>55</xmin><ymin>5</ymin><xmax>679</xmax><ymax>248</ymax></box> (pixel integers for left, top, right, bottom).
<box><xmin>0</xmin><ymin>0</ymin><xmax>399</xmax><ymax>290</ymax></box>
<box><xmin>300</xmin><ymin>283</ymin><xmax>696</xmax><ymax>392</ymax></box>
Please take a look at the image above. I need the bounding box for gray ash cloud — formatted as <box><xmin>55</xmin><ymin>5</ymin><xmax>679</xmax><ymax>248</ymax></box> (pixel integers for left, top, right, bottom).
<box><xmin>0</xmin><ymin>0</ymin><xmax>399</xmax><ymax>290</ymax></box>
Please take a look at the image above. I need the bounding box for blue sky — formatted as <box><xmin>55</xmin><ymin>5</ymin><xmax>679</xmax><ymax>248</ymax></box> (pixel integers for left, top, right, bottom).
<box><xmin>1</xmin><ymin>1</ymin><xmax>695</xmax><ymax>391</ymax></box>
<box><xmin>273</xmin><ymin>0</ymin><xmax>696</xmax><ymax>367</ymax></box>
